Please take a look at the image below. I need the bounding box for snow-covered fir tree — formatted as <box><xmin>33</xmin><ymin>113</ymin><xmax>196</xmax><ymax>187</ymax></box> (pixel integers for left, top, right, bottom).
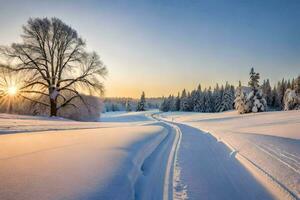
<box><xmin>204</xmin><ymin>87</ymin><xmax>214</xmax><ymax>112</ymax></box>
<box><xmin>262</xmin><ymin>79</ymin><xmax>272</xmax><ymax>107</ymax></box>
<box><xmin>125</xmin><ymin>100</ymin><xmax>132</xmax><ymax>112</ymax></box>
<box><xmin>193</xmin><ymin>85</ymin><xmax>204</xmax><ymax>112</ymax></box>
<box><xmin>159</xmin><ymin>97</ymin><xmax>169</xmax><ymax>112</ymax></box>
<box><xmin>283</xmin><ymin>75</ymin><xmax>300</xmax><ymax>110</ymax></box>
<box><xmin>271</xmin><ymin>86</ymin><xmax>280</xmax><ymax>109</ymax></box>
<box><xmin>295</xmin><ymin>75</ymin><xmax>300</xmax><ymax>94</ymax></box>
<box><xmin>234</xmin><ymin>81</ymin><xmax>248</xmax><ymax>114</ymax></box>
<box><xmin>214</xmin><ymin>85</ymin><xmax>224</xmax><ymax>112</ymax></box>
<box><xmin>159</xmin><ymin>72</ymin><xmax>296</xmax><ymax>113</ymax></box>
<box><xmin>283</xmin><ymin>89</ymin><xmax>300</xmax><ymax>110</ymax></box>
<box><xmin>174</xmin><ymin>93</ymin><xmax>181</xmax><ymax>111</ymax></box>
<box><xmin>180</xmin><ymin>89</ymin><xmax>190</xmax><ymax>111</ymax></box>
<box><xmin>218</xmin><ymin>82</ymin><xmax>234</xmax><ymax>112</ymax></box>
<box><xmin>168</xmin><ymin>95</ymin><xmax>176</xmax><ymax>111</ymax></box>
<box><xmin>245</xmin><ymin>68</ymin><xmax>267</xmax><ymax>113</ymax></box>
<box><xmin>136</xmin><ymin>91</ymin><xmax>146</xmax><ymax>111</ymax></box>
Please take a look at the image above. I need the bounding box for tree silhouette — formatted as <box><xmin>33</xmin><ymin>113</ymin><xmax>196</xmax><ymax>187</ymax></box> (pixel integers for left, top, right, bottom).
<box><xmin>0</xmin><ymin>17</ymin><xmax>107</xmax><ymax>116</ymax></box>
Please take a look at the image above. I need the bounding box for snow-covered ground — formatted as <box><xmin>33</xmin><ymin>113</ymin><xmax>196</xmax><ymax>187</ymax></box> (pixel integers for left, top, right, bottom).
<box><xmin>160</xmin><ymin>110</ymin><xmax>300</xmax><ymax>199</ymax></box>
<box><xmin>1</xmin><ymin>110</ymin><xmax>298</xmax><ymax>200</ymax></box>
<box><xmin>0</xmin><ymin>111</ymin><xmax>176</xmax><ymax>200</ymax></box>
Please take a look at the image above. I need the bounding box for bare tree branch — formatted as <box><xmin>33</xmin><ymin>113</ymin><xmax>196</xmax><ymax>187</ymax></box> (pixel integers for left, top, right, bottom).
<box><xmin>0</xmin><ymin>17</ymin><xmax>107</xmax><ymax>116</ymax></box>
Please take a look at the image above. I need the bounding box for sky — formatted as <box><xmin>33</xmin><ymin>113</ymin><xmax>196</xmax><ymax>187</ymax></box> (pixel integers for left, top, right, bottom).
<box><xmin>0</xmin><ymin>0</ymin><xmax>299</xmax><ymax>98</ymax></box>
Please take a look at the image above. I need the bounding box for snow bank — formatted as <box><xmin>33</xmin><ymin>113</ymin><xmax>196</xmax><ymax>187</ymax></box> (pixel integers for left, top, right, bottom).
<box><xmin>0</xmin><ymin>125</ymin><xmax>168</xmax><ymax>200</ymax></box>
<box><xmin>100</xmin><ymin>110</ymin><xmax>157</xmax><ymax>122</ymax></box>
<box><xmin>161</xmin><ymin>110</ymin><xmax>300</xmax><ymax>198</ymax></box>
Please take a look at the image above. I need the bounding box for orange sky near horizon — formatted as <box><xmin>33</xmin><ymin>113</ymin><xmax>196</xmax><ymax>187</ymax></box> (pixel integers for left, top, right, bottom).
<box><xmin>0</xmin><ymin>1</ymin><xmax>299</xmax><ymax>98</ymax></box>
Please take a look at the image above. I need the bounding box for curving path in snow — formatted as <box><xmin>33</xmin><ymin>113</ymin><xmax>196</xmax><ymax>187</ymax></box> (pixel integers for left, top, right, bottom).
<box><xmin>154</xmin><ymin>114</ymin><xmax>277</xmax><ymax>200</ymax></box>
<box><xmin>159</xmin><ymin>111</ymin><xmax>300</xmax><ymax>200</ymax></box>
<box><xmin>0</xmin><ymin>111</ymin><xmax>297</xmax><ymax>200</ymax></box>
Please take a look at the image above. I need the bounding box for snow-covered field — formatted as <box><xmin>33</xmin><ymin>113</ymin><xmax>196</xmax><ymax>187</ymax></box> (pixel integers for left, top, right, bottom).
<box><xmin>0</xmin><ymin>111</ymin><xmax>176</xmax><ymax>200</ymax></box>
<box><xmin>160</xmin><ymin>110</ymin><xmax>300</xmax><ymax>199</ymax></box>
<box><xmin>0</xmin><ymin>110</ymin><xmax>299</xmax><ymax>200</ymax></box>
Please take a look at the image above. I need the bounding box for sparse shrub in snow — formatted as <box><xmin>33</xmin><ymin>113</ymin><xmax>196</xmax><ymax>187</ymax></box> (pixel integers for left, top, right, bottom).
<box><xmin>58</xmin><ymin>95</ymin><xmax>102</xmax><ymax>121</ymax></box>
<box><xmin>283</xmin><ymin>89</ymin><xmax>300</xmax><ymax>111</ymax></box>
<box><xmin>0</xmin><ymin>93</ymin><xmax>103</xmax><ymax>121</ymax></box>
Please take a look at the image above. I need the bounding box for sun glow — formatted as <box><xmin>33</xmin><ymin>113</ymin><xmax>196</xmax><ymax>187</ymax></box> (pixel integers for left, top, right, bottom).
<box><xmin>7</xmin><ymin>86</ymin><xmax>18</xmax><ymax>96</ymax></box>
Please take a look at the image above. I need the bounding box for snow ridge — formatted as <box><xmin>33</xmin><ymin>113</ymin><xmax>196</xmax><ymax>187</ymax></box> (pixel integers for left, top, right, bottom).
<box><xmin>130</xmin><ymin>128</ymin><xmax>168</xmax><ymax>199</ymax></box>
<box><xmin>171</xmin><ymin>124</ymin><xmax>188</xmax><ymax>200</ymax></box>
<box><xmin>204</xmin><ymin>130</ymin><xmax>299</xmax><ymax>200</ymax></box>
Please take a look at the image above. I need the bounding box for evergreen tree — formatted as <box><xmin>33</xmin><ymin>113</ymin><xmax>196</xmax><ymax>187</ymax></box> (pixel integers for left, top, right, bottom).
<box><xmin>271</xmin><ymin>86</ymin><xmax>281</xmax><ymax>109</ymax></box>
<box><xmin>295</xmin><ymin>75</ymin><xmax>300</xmax><ymax>94</ymax></box>
<box><xmin>219</xmin><ymin>82</ymin><xmax>234</xmax><ymax>112</ymax></box>
<box><xmin>204</xmin><ymin>88</ymin><xmax>214</xmax><ymax>112</ymax></box>
<box><xmin>248</xmin><ymin>67</ymin><xmax>260</xmax><ymax>92</ymax></box>
<box><xmin>136</xmin><ymin>91</ymin><xmax>146</xmax><ymax>111</ymax></box>
<box><xmin>246</xmin><ymin>67</ymin><xmax>267</xmax><ymax>113</ymax></box>
<box><xmin>160</xmin><ymin>97</ymin><xmax>169</xmax><ymax>112</ymax></box>
<box><xmin>291</xmin><ymin>78</ymin><xmax>295</xmax><ymax>90</ymax></box>
<box><xmin>234</xmin><ymin>81</ymin><xmax>247</xmax><ymax>113</ymax></box>
<box><xmin>276</xmin><ymin>80</ymin><xmax>286</xmax><ymax>109</ymax></box>
<box><xmin>125</xmin><ymin>100</ymin><xmax>132</xmax><ymax>112</ymax></box>
<box><xmin>180</xmin><ymin>89</ymin><xmax>189</xmax><ymax>111</ymax></box>
<box><xmin>186</xmin><ymin>92</ymin><xmax>193</xmax><ymax>111</ymax></box>
<box><xmin>190</xmin><ymin>89</ymin><xmax>198</xmax><ymax>111</ymax></box>
<box><xmin>234</xmin><ymin>87</ymin><xmax>247</xmax><ymax>114</ymax></box>
<box><xmin>174</xmin><ymin>93</ymin><xmax>181</xmax><ymax>111</ymax></box>
<box><xmin>262</xmin><ymin>79</ymin><xmax>272</xmax><ymax>106</ymax></box>
<box><xmin>214</xmin><ymin>85</ymin><xmax>224</xmax><ymax>112</ymax></box>
<box><xmin>283</xmin><ymin>75</ymin><xmax>300</xmax><ymax>110</ymax></box>
<box><xmin>283</xmin><ymin>89</ymin><xmax>300</xmax><ymax>111</ymax></box>
<box><xmin>193</xmin><ymin>86</ymin><xmax>203</xmax><ymax>112</ymax></box>
<box><xmin>235</xmin><ymin>68</ymin><xmax>266</xmax><ymax>113</ymax></box>
<box><xmin>111</xmin><ymin>103</ymin><xmax>119</xmax><ymax>112</ymax></box>
<box><xmin>168</xmin><ymin>95</ymin><xmax>176</xmax><ymax>111</ymax></box>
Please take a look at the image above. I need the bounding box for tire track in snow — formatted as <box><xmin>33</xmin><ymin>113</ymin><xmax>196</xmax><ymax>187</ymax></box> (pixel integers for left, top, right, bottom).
<box><xmin>199</xmin><ymin>130</ymin><xmax>299</xmax><ymax>200</ymax></box>
<box><xmin>157</xmin><ymin>113</ymin><xmax>299</xmax><ymax>200</ymax></box>
<box><xmin>254</xmin><ymin>143</ymin><xmax>300</xmax><ymax>175</ymax></box>
<box><xmin>265</xmin><ymin>145</ymin><xmax>300</xmax><ymax>170</ymax></box>
<box><xmin>151</xmin><ymin>114</ymin><xmax>187</xmax><ymax>200</ymax></box>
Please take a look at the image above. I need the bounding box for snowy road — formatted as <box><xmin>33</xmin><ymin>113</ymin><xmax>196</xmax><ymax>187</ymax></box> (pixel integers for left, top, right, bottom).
<box><xmin>171</xmin><ymin>123</ymin><xmax>275</xmax><ymax>199</ymax></box>
<box><xmin>159</xmin><ymin>111</ymin><xmax>300</xmax><ymax>200</ymax></box>
<box><xmin>153</xmin><ymin>114</ymin><xmax>277</xmax><ymax>200</ymax></box>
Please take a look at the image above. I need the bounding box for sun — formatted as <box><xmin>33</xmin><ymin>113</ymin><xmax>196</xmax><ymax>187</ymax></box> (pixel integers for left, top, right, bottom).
<box><xmin>7</xmin><ymin>86</ymin><xmax>18</xmax><ymax>96</ymax></box>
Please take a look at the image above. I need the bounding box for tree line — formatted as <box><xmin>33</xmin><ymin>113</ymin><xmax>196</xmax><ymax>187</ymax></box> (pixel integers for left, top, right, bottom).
<box><xmin>160</xmin><ymin>68</ymin><xmax>300</xmax><ymax>114</ymax></box>
<box><xmin>160</xmin><ymin>83</ymin><xmax>235</xmax><ymax>113</ymax></box>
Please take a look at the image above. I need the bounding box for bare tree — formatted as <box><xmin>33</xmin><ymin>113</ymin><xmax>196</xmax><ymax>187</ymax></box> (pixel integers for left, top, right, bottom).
<box><xmin>0</xmin><ymin>17</ymin><xmax>107</xmax><ymax>116</ymax></box>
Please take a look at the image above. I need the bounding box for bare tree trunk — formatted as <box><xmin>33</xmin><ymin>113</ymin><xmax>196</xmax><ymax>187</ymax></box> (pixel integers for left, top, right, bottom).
<box><xmin>50</xmin><ymin>99</ymin><xmax>57</xmax><ymax>117</ymax></box>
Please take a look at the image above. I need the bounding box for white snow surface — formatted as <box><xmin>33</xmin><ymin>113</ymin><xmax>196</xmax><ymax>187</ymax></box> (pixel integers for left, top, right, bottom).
<box><xmin>160</xmin><ymin>110</ymin><xmax>300</xmax><ymax>199</ymax></box>
<box><xmin>1</xmin><ymin>110</ymin><xmax>299</xmax><ymax>200</ymax></box>
<box><xmin>0</xmin><ymin>111</ymin><xmax>173</xmax><ymax>200</ymax></box>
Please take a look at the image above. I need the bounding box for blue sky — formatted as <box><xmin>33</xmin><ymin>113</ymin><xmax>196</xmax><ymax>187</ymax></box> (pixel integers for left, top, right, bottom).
<box><xmin>0</xmin><ymin>0</ymin><xmax>299</xmax><ymax>97</ymax></box>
